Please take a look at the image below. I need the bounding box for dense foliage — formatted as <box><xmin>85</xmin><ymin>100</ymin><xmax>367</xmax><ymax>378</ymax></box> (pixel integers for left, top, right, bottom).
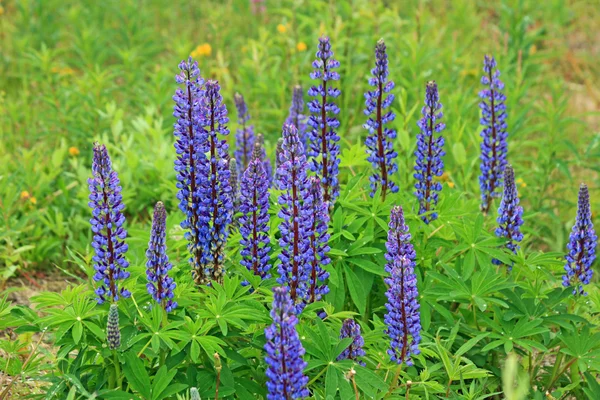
<box><xmin>1</xmin><ymin>1</ymin><xmax>600</xmax><ymax>399</ymax></box>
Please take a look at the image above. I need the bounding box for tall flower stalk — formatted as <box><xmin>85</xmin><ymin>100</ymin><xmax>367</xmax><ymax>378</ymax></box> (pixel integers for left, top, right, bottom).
<box><xmin>479</xmin><ymin>55</ymin><xmax>508</xmax><ymax>214</ymax></box>
<box><xmin>229</xmin><ymin>157</ymin><xmax>240</xmax><ymax>211</ymax></box>
<box><xmin>234</xmin><ymin>93</ymin><xmax>255</xmax><ymax>172</ymax></box>
<box><xmin>239</xmin><ymin>154</ymin><xmax>271</xmax><ymax>281</ymax></box>
<box><xmin>306</xmin><ymin>177</ymin><xmax>330</xmax><ymax>304</ymax></box>
<box><xmin>276</xmin><ymin>124</ymin><xmax>312</xmax><ymax>306</ymax></box>
<box><xmin>337</xmin><ymin>318</ymin><xmax>366</xmax><ymax>366</ymax></box>
<box><xmin>563</xmin><ymin>184</ymin><xmax>597</xmax><ymax>295</ymax></box>
<box><xmin>254</xmin><ymin>133</ymin><xmax>272</xmax><ymax>184</ymax></box>
<box><xmin>198</xmin><ymin>80</ymin><xmax>233</xmax><ymax>284</ymax></box>
<box><xmin>384</xmin><ymin>206</ymin><xmax>421</xmax><ymax>365</ymax></box>
<box><xmin>107</xmin><ymin>304</ymin><xmax>121</xmax><ymax>350</ymax></box>
<box><xmin>173</xmin><ymin>57</ymin><xmax>206</xmax><ymax>281</ymax></box>
<box><xmin>287</xmin><ymin>85</ymin><xmax>308</xmax><ymax>153</ymax></box>
<box><xmin>307</xmin><ymin>36</ymin><xmax>341</xmax><ymax>205</ymax></box>
<box><xmin>274</xmin><ymin>138</ymin><xmax>285</xmax><ymax>190</ymax></box>
<box><xmin>88</xmin><ymin>143</ymin><xmax>130</xmax><ymax>304</ymax></box>
<box><xmin>364</xmin><ymin>39</ymin><xmax>398</xmax><ymax>200</ymax></box>
<box><xmin>264</xmin><ymin>287</ymin><xmax>309</xmax><ymax>399</ymax></box>
<box><xmin>146</xmin><ymin>202</ymin><xmax>177</xmax><ymax>312</ymax></box>
<box><xmin>494</xmin><ymin>165</ymin><xmax>523</xmax><ymax>268</ymax></box>
<box><xmin>414</xmin><ymin>81</ymin><xmax>445</xmax><ymax>223</ymax></box>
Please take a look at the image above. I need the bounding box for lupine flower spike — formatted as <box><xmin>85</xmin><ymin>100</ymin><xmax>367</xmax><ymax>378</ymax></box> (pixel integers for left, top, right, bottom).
<box><xmin>494</xmin><ymin>165</ymin><xmax>523</xmax><ymax>268</ymax></box>
<box><xmin>146</xmin><ymin>202</ymin><xmax>177</xmax><ymax>312</ymax></box>
<box><xmin>306</xmin><ymin>177</ymin><xmax>330</xmax><ymax>304</ymax></box>
<box><xmin>287</xmin><ymin>85</ymin><xmax>308</xmax><ymax>153</ymax></box>
<box><xmin>563</xmin><ymin>184</ymin><xmax>597</xmax><ymax>295</ymax></box>
<box><xmin>254</xmin><ymin>133</ymin><xmax>272</xmax><ymax>184</ymax></box>
<box><xmin>198</xmin><ymin>80</ymin><xmax>233</xmax><ymax>284</ymax></box>
<box><xmin>264</xmin><ymin>287</ymin><xmax>309</xmax><ymax>399</ymax></box>
<box><xmin>234</xmin><ymin>93</ymin><xmax>255</xmax><ymax>172</ymax></box>
<box><xmin>276</xmin><ymin>124</ymin><xmax>313</xmax><ymax>307</ymax></box>
<box><xmin>364</xmin><ymin>39</ymin><xmax>398</xmax><ymax>200</ymax></box>
<box><xmin>173</xmin><ymin>57</ymin><xmax>207</xmax><ymax>282</ymax></box>
<box><xmin>89</xmin><ymin>143</ymin><xmax>130</xmax><ymax>304</ymax></box>
<box><xmin>190</xmin><ymin>388</ymin><xmax>201</xmax><ymax>400</ymax></box>
<box><xmin>384</xmin><ymin>206</ymin><xmax>421</xmax><ymax>365</ymax></box>
<box><xmin>479</xmin><ymin>55</ymin><xmax>508</xmax><ymax>214</ymax></box>
<box><xmin>107</xmin><ymin>304</ymin><xmax>121</xmax><ymax>350</ymax></box>
<box><xmin>414</xmin><ymin>81</ymin><xmax>446</xmax><ymax>223</ymax></box>
<box><xmin>229</xmin><ymin>157</ymin><xmax>240</xmax><ymax>211</ymax></box>
<box><xmin>307</xmin><ymin>36</ymin><xmax>341</xmax><ymax>204</ymax></box>
<box><xmin>274</xmin><ymin>138</ymin><xmax>285</xmax><ymax>190</ymax></box>
<box><xmin>239</xmin><ymin>153</ymin><xmax>271</xmax><ymax>282</ymax></box>
<box><xmin>337</xmin><ymin>318</ymin><xmax>366</xmax><ymax>366</ymax></box>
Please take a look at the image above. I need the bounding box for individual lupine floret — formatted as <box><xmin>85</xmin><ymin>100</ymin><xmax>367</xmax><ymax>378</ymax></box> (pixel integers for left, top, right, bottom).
<box><xmin>276</xmin><ymin>124</ymin><xmax>313</xmax><ymax>306</ymax></box>
<box><xmin>306</xmin><ymin>177</ymin><xmax>330</xmax><ymax>303</ymax></box>
<box><xmin>198</xmin><ymin>80</ymin><xmax>233</xmax><ymax>284</ymax></box>
<box><xmin>146</xmin><ymin>202</ymin><xmax>177</xmax><ymax>312</ymax></box>
<box><xmin>479</xmin><ymin>54</ymin><xmax>508</xmax><ymax>214</ymax></box>
<box><xmin>414</xmin><ymin>81</ymin><xmax>446</xmax><ymax>223</ymax></box>
<box><xmin>88</xmin><ymin>143</ymin><xmax>130</xmax><ymax>304</ymax></box>
<box><xmin>494</xmin><ymin>165</ymin><xmax>523</xmax><ymax>267</ymax></box>
<box><xmin>234</xmin><ymin>93</ymin><xmax>255</xmax><ymax>172</ymax></box>
<box><xmin>264</xmin><ymin>287</ymin><xmax>309</xmax><ymax>399</ymax></box>
<box><xmin>287</xmin><ymin>85</ymin><xmax>308</xmax><ymax>153</ymax></box>
<box><xmin>173</xmin><ymin>57</ymin><xmax>207</xmax><ymax>281</ymax></box>
<box><xmin>307</xmin><ymin>36</ymin><xmax>341</xmax><ymax>204</ymax></box>
<box><xmin>253</xmin><ymin>133</ymin><xmax>273</xmax><ymax>184</ymax></box>
<box><xmin>337</xmin><ymin>318</ymin><xmax>366</xmax><ymax>366</ymax></box>
<box><xmin>384</xmin><ymin>206</ymin><xmax>421</xmax><ymax>365</ymax></box>
<box><xmin>563</xmin><ymin>184</ymin><xmax>597</xmax><ymax>295</ymax></box>
<box><xmin>239</xmin><ymin>155</ymin><xmax>271</xmax><ymax>281</ymax></box>
<box><xmin>107</xmin><ymin>304</ymin><xmax>121</xmax><ymax>350</ymax></box>
<box><xmin>364</xmin><ymin>39</ymin><xmax>398</xmax><ymax>200</ymax></box>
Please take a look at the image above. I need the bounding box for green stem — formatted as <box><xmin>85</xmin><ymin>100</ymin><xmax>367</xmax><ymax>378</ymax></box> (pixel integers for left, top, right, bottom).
<box><xmin>113</xmin><ymin>350</ymin><xmax>122</xmax><ymax>389</ymax></box>
<box><xmin>307</xmin><ymin>366</ymin><xmax>328</xmax><ymax>386</ymax></box>
<box><xmin>137</xmin><ymin>338</ymin><xmax>153</xmax><ymax>358</ymax></box>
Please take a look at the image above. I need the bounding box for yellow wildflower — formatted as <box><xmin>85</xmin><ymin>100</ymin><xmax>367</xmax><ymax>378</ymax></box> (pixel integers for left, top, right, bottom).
<box><xmin>191</xmin><ymin>43</ymin><xmax>212</xmax><ymax>58</ymax></box>
<box><xmin>447</xmin><ymin>182</ymin><xmax>455</xmax><ymax>188</ymax></box>
<box><xmin>0</xmin><ymin>6</ymin><xmax>4</xmax><ymax>16</ymax></box>
<box><xmin>296</xmin><ymin>42</ymin><xmax>307</xmax><ymax>52</ymax></box>
<box><xmin>516</xmin><ymin>177</ymin><xmax>526</xmax><ymax>188</ymax></box>
<box><xmin>529</xmin><ymin>45</ymin><xmax>537</xmax><ymax>55</ymax></box>
<box><xmin>30</xmin><ymin>197</ymin><xmax>37</xmax><ymax>205</ymax></box>
<box><xmin>69</xmin><ymin>146</ymin><xmax>80</xmax><ymax>156</ymax></box>
<box><xmin>51</xmin><ymin>66</ymin><xmax>75</xmax><ymax>76</ymax></box>
<box><xmin>21</xmin><ymin>191</ymin><xmax>30</xmax><ymax>200</ymax></box>
<box><xmin>277</xmin><ymin>24</ymin><xmax>287</xmax><ymax>34</ymax></box>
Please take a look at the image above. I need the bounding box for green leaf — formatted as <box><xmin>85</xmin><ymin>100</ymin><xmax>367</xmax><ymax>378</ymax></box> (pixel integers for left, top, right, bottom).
<box><xmin>344</xmin><ymin>266</ymin><xmax>366</xmax><ymax>315</ymax></box>
<box><xmin>123</xmin><ymin>351</ymin><xmax>152</xmax><ymax>399</ymax></box>
<box><xmin>325</xmin><ymin>366</ymin><xmax>338</xmax><ymax>399</ymax></box>
<box><xmin>152</xmin><ymin>365</ymin><xmax>178</xmax><ymax>400</ymax></box>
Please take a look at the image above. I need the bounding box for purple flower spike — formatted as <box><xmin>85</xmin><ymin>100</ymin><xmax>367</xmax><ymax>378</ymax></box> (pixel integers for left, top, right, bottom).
<box><xmin>264</xmin><ymin>287</ymin><xmax>309</xmax><ymax>400</ymax></box>
<box><xmin>479</xmin><ymin>55</ymin><xmax>508</xmax><ymax>214</ymax></box>
<box><xmin>234</xmin><ymin>93</ymin><xmax>255</xmax><ymax>172</ymax></box>
<box><xmin>240</xmin><ymin>155</ymin><xmax>271</xmax><ymax>281</ymax></box>
<box><xmin>198</xmin><ymin>80</ymin><xmax>233</xmax><ymax>284</ymax></box>
<box><xmin>563</xmin><ymin>184</ymin><xmax>597</xmax><ymax>295</ymax></box>
<box><xmin>274</xmin><ymin>138</ymin><xmax>285</xmax><ymax>190</ymax></box>
<box><xmin>88</xmin><ymin>143</ymin><xmax>130</xmax><ymax>304</ymax></box>
<box><xmin>306</xmin><ymin>177</ymin><xmax>330</xmax><ymax>304</ymax></box>
<box><xmin>287</xmin><ymin>85</ymin><xmax>308</xmax><ymax>153</ymax></box>
<box><xmin>173</xmin><ymin>57</ymin><xmax>207</xmax><ymax>280</ymax></box>
<box><xmin>384</xmin><ymin>206</ymin><xmax>421</xmax><ymax>365</ymax></box>
<box><xmin>254</xmin><ymin>133</ymin><xmax>273</xmax><ymax>185</ymax></box>
<box><xmin>146</xmin><ymin>202</ymin><xmax>177</xmax><ymax>312</ymax></box>
<box><xmin>307</xmin><ymin>36</ymin><xmax>341</xmax><ymax>205</ymax></box>
<box><xmin>414</xmin><ymin>81</ymin><xmax>446</xmax><ymax>223</ymax></box>
<box><xmin>493</xmin><ymin>165</ymin><xmax>523</xmax><ymax>268</ymax></box>
<box><xmin>337</xmin><ymin>319</ymin><xmax>366</xmax><ymax>366</ymax></box>
<box><xmin>364</xmin><ymin>39</ymin><xmax>398</xmax><ymax>200</ymax></box>
<box><xmin>276</xmin><ymin>124</ymin><xmax>313</xmax><ymax>307</ymax></box>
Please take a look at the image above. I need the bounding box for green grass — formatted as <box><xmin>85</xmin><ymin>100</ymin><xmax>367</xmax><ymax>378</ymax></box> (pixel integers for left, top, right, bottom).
<box><xmin>0</xmin><ymin>0</ymin><xmax>598</xmax><ymax>278</ymax></box>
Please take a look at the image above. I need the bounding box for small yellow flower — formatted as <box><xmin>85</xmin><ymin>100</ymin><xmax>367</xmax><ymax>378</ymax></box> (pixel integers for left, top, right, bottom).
<box><xmin>529</xmin><ymin>45</ymin><xmax>537</xmax><ymax>55</ymax></box>
<box><xmin>277</xmin><ymin>24</ymin><xmax>287</xmax><ymax>34</ymax></box>
<box><xmin>0</xmin><ymin>6</ymin><xmax>4</xmax><ymax>16</ymax></box>
<box><xmin>29</xmin><ymin>197</ymin><xmax>37</xmax><ymax>205</ymax></box>
<box><xmin>438</xmin><ymin>171</ymin><xmax>451</xmax><ymax>182</ymax></box>
<box><xmin>51</xmin><ymin>66</ymin><xmax>75</xmax><ymax>76</ymax></box>
<box><xmin>190</xmin><ymin>43</ymin><xmax>212</xmax><ymax>58</ymax></box>
<box><xmin>21</xmin><ymin>191</ymin><xmax>30</xmax><ymax>200</ymax></box>
<box><xmin>69</xmin><ymin>146</ymin><xmax>80</xmax><ymax>156</ymax></box>
<box><xmin>516</xmin><ymin>177</ymin><xmax>527</xmax><ymax>188</ymax></box>
<box><xmin>296</xmin><ymin>42</ymin><xmax>307</xmax><ymax>52</ymax></box>
<box><xmin>447</xmin><ymin>182</ymin><xmax>455</xmax><ymax>188</ymax></box>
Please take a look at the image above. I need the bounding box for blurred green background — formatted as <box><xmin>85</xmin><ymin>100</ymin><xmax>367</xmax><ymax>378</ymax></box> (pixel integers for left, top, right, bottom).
<box><xmin>0</xmin><ymin>0</ymin><xmax>598</xmax><ymax>283</ymax></box>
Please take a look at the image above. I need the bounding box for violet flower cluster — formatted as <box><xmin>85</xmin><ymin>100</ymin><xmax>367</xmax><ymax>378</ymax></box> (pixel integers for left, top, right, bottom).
<box><xmin>146</xmin><ymin>202</ymin><xmax>177</xmax><ymax>312</ymax></box>
<box><xmin>287</xmin><ymin>85</ymin><xmax>308</xmax><ymax>154</ymax></box>
<box><xmin>234</xmin><ymin>93</ymin><xmax>255</xmax><ymax>172</ymax></box>
<box><xmin>198</xmin><ymin>80</ymin><xmax>233</xmax><ymax>284</ymax></box>
<box><xmin>563</xmin><ymin>184</ymin><xmax>597</xmax><ymax>295</ymax></box>
<box><xmin>89</xmin><ymin>143</ymin><xmax>130</xmax><ymax>304</ymax></box>
<box><xmin>479</xmin><ymin>55</ymin><xmax>508</xmax><ymax>214</ymax></box>
<box><xmin>264</xmin><ymin>287</ymin><xmax>309</xmax><ymax>400</ymax></box>
<box><xmin>239</xmin><ymin>154</ymin><xmax>271</xmax><ymax>281</ymax></box>
<box><xmin>364</xmin><ymin>39</ymin><xmax>398</xmax><ymax>199</ymax></box>
<box><xmin>384</xmin><ymin>206</ymin><xmax>421</xmax><ymax>365</ymax></box>
<box><xmin>414</xmin><ymin>81</ymin><xmax>446</xmax><ymax>223</ymax></box>
<box><xmin>173</xmin><ymin>58</ymin><xmax>206</xmax><ymax>279</ymax></box>
<box><xmin>107</xmin><ymin>303</ymin><xmax>121</xmax><ymax>350</ymax></box>
<box><xmin>337</xmin><ymin>318</ymin><xmax>366</xmax><ymax>366</ymax></box>
<box><xmin>307</xmin><ymin>177</ymin><xmax>330</xmax><ymax>303</ymax></box>
<box><xmin>307</xmin><ymin>36</ymin><xmax>341</xmax><ymax>204</ymax></box>
<box><xmin>494</xmin><ymin>165</ymin><xmax>523</xmax><ymax>267</ymax></box>
<box><xmin>276</xmin><ymin>124</ymin><xmax>313</xmax><ymax>307</ymax></box>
